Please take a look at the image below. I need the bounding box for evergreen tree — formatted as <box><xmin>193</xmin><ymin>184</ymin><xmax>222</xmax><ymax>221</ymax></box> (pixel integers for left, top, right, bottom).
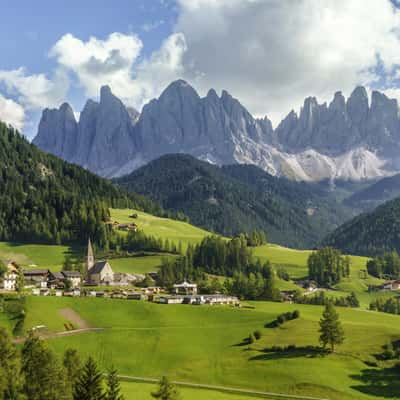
<box><xmin>319</xmin><ymin>303</ymin><xmax>345</xmax><ymax>351</ymax></box>
<box><xmin>151</xmin><ymin>376</ymin><xmax>180</xmax><ymax>400</ymax></box>
<box><xmin>21</xmin><ymin>332</ymin><xmax>70</xmax><ymax>400</ymax></box>
<box><xmin>73</xmin><ymin>357</ymin><xmax>105</xmax><ymax>400</ymax></box>
<box><xmin>0</xmin><ymin>327</ymin><xmax>22</xmax><ymax>400</ymax></box>
<box><xmin>105</xmin><ymin>367</ymin><xmax>124</xmax><ymax>400</ymax></box>
<box><xmin>64</xmin><ymin>348</ymin><xmax>82</xmax><ymax>384</ymax></box>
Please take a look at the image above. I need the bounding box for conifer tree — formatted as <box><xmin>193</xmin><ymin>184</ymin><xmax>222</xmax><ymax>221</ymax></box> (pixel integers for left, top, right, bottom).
<box><xmin>0</xmin><ymin>327</ymin><xmax>23</xmax><ymax>399</ymax></box>
<box><xmin>21</xmin><ymin>331</ymin><xmax>70</xmax><ymax>400</ymax></box>
<box><xmin>73</xmin><ymin>357</ymin><xmax>105</xmax><ymax>400</ymax></box>
<box><xmin>105</xmin><ymin>367</ymin><xmax>124</xmax><ymax>400</ymax></box>
<box><xmin>319</xmin><ymin>302</ymin><xmax>345</xmax><ymax>351</ymax></box>
<box><xmin>151</xmin><ymin>376</ymin><xmax>180</xmax><ymax>400</ymax></box>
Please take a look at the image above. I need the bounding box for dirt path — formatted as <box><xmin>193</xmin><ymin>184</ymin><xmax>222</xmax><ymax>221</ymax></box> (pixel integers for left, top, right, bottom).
<box><xmin>59</xmin><ymin>308</ymin><xmax>91</xmax><ymax>329</ymax></box>
<box><xmin>116</xmin><ymin>375</ymin><xmax>330</xmax><ymax>400</ymax></box>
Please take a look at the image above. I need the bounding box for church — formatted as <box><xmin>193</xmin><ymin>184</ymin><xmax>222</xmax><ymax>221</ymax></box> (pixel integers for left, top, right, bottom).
<box><xmin>85</xmin><ymin>238</ymin><xmax>114</xmax><ymax>285</ymax></box>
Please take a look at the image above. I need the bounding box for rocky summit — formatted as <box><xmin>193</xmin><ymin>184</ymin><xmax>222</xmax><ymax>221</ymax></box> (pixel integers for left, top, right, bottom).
<box><xmin>34</xmin><ymin>80</ymin><xmax>400</xmax><ymax>181</ymax></box>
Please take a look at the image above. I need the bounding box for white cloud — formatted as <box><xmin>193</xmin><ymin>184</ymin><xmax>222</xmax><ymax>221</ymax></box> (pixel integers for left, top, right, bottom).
<box><xmin>0</xmin><ymin>95</ymin><xmax>25</xmax><ymax>130</ymax></box>
<box><xmin>176</xmin><ymin>0</ymin><xmax>400</xmax><ymax>125</ymax></box>
<box><xmin>0</xmin><ymin>67</ymin><xmax>68</xmax><ymax>110</ymax></box>
<box><xmin>49</xmin><ymin>31</ymin><xmax>187</xmax><ymax>110</ymax></box>
<box><xmin>3</xmin><ymin>0</ymin><xmax>400</xmax><ymax>135</ymax></box>
<box><xmin>49</xmin><ymin>32</ymin><xmax>143</xmax><ymax>100</ymax></box>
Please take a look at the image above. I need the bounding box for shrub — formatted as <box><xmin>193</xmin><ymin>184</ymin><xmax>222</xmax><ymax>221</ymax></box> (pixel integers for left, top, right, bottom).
<box><xmin>254</xmin><ymin>330</ymin><xmax>262</xmax><ymax>340</ymax></box>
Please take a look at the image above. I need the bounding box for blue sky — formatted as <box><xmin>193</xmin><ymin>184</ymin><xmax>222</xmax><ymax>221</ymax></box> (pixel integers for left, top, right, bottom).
<box><xmin>1</xmin><ymin>0</ymin><xmax>400</xmax><ymax>138</ymax></box>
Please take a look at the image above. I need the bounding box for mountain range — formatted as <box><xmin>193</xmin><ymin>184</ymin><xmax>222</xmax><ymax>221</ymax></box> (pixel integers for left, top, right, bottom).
<box><xmin>33</xmin><ymin>80</ymin><xmax>400</xmax><ymax>182</ymax></box>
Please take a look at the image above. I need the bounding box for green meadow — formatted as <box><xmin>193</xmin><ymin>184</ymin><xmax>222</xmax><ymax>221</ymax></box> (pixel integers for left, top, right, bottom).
<box><xmin>110</xmin><ymin>208</ymin><xmax>212</xmax><ymax>250</ymax></box>
<box><xmin>0</xmin><ymin>242</ymin><xmax>81</xmax><ymax>271</ymax></box>
<box><xmin>1</xmin><ymin>296</ymin><xmax>399</xmax><ymax>400</ymax></box>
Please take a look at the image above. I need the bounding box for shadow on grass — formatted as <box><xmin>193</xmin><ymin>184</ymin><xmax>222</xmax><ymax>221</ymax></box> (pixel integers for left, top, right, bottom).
<box><xmin>249</xmin><ymin>345</ymin><xmax>327</xmax><ymax>361</ymax></box>
<box><xmin>350</xmin><ymin>365</ymin><xmax>400</xmax><ymax>398</ymax></box>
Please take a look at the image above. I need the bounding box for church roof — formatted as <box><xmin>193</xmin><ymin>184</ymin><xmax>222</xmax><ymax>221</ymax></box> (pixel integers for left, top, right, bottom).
<box><xmin>89</xmin><ymin>261</ymin><xmax>111</xmax><ymax>274</ymax></box>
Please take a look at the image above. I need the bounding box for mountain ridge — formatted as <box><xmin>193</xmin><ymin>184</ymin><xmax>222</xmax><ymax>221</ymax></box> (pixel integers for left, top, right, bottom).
<box><xmin>34</xmin><ymin>80</ymin><xmax>400</xmax><ymax>182</ymax></box>
<box><xmin>115</xmin><ymin>153</ymin><xmax>353</xmax><ymax>249</ymax></box>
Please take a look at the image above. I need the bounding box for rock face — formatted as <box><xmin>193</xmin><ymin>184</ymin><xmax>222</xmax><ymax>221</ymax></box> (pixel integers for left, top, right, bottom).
<box><xmin>33</xmin><ymin>81</ymin><xmax>400</xmax><ymax>181</ymax></box>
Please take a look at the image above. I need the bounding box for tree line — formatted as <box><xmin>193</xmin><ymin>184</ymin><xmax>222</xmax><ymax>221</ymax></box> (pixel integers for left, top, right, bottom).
<box><xmin>0</xmin><ymin>121</ymin><xmax>169</xmax><ymax>248</ymax></box>
<box><xmin>308</xmin><ymin>247</ymin><xmax>351</xmax><ymax>286</ymax></box>
<box><xmin>366</xmin><ymin>251</ymin><xmax>400</xmax><ymax>279</ymax></box>
<box><xmin>156</xmin><ymin>236</ymin><xmax>281</xmax><ymax>301</ymax></box>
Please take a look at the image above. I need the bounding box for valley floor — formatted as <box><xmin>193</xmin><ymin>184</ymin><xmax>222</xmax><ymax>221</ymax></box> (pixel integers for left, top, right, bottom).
<box><xmin>2</xmin><ymin>296</ymin><xmax>399</xmax><ymax>400</ymax></box>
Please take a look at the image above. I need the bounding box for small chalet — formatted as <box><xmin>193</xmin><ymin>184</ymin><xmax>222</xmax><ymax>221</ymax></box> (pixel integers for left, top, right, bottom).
<box><xmin>382</xmin><ymin>280</ymin><xmax>400</xmax><ymax>291</ymax></box>
<box><xmin>62</xmin><ymin>271</ymin><xmax>81</xmax><ymax>288</ymax></box>
<box><xmin>1</xmin><ymin>262</ymin><xmax>19</xmax><ymax>291</ymax></box>
<box><xmin>116</xmin><ymin>223</ymin><xmax>138</xmax><ymax>232</ymax></box>
<box><xmin>23</xmin><ymin>269</ymin><xmax>49</xmax><ymax>288</ymax></box>
<box><xmin>173</xmin><ymin>281</ymin><xmax>197</xmax><ymax>295</ymax></box>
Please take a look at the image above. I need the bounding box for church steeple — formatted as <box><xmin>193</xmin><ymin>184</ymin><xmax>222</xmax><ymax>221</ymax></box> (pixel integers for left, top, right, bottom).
<box><xmin>86</xmin><ymin>238</ymin><xmax>95</xmax><ymax>277</ymax></box>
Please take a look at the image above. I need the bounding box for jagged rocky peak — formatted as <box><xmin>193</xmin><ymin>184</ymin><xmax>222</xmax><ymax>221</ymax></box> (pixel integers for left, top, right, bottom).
<box><xmin>33</xmin><ymin>81</ymin><xmax>400</xmax><ymax>182</ymax></box>
<box><xmin>346</xmin><ymin>86</ymin><xmax>369</xmax><ymax>124</ymax></box>
<box><xmin>33</xmin><ymin>102</ymin><xmax>78</xmax><ymax>159</ymax></box>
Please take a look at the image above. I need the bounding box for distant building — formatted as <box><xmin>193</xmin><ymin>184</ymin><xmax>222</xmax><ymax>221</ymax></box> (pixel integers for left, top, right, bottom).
<box><xmin>382</xmin><ymin>280</ymin><xmax>400</xmax><ymax>291</ymax></box>
<box><xmin>88</xmin><ymin>261</ymin><xmax>114</xmax><ymax>285</ymax></box>
<box><xmin>84</xmin><ymin>238</ymin><xmax>115</xmax><ymax>285</ymax></box>
<box><xmin>62</xmin><ymin>271</ymin><xmax>81</xmax><ymax>288</ymax></box>
<box><xmin>173</xmin><ymin>281</ymin><xmax>197</xmax><ymax>295</ymax></box>
<box><xmin>23</xmin><ymin>269</ymin><xmax>49</xmax><ymax>288</ymax></box>
<box><xmin>1</xmin><ymin>262</ymin><xmax>19</xmax><ymax>291</ymax></box>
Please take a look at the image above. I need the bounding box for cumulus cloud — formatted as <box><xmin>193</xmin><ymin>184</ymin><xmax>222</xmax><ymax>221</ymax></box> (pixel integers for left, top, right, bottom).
<box><xmin>49</xmin><ymin>33</ymin><xmax>142</xmax><ymax>100</ymax></box>
<box><xmin>0</xmin><ymin>67</ymin><xmax>68</xmax><ymax>110</ymax></box>
<box><xmin>0</xmin><ymin>95</ymin><xmax>25</xmax><ymax>130</ymax></box>
<box><xmin>176</xmin><ymin>0</ymin><xmax>400</xmax><ymax>124</ymax></box>
<box><xmin>49</xmin><ymin>31</ymin><xmax>187</xmax><ymax>110</ymax></box>
<box><xmin>3</xmin><ymin>0</ymin><xmax>400</xmax><ymax>135</ymax></box>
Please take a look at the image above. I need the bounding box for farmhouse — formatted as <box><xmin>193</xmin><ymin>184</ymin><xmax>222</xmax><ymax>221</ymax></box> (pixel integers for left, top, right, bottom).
<box><xmin>62</xmin><ymin>271</ymin><xmax>81</xmax><ymax>288</ymax></box>
<box><xmin>1</xmin><ymin>262</ymin><xmax>19</xmax><ymax>291</ymax></box>
<box><xmin>382</xmin><ymin>280</ymin><xmax>400</xmax><ymax>291</ymax></box>
<box><xmin>173</xmin><ymin>280</ymin><xmax>198</xmax><ymax>295</ymax></box>
<box><xmin>23</xmin><ymin>269</ymin><xmax>49</xmax><ymax>288</ymax></box>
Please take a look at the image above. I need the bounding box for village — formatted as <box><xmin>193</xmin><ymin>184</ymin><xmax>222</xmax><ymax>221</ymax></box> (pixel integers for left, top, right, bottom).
<box><xmin>0</xmin><ymin>239</ymin><xmax>240</xmax><ymax>306</ymax></box>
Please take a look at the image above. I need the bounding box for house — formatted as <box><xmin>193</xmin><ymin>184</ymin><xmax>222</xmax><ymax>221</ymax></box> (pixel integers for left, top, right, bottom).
<box><xmin>48</xmin><ymin>271</ymin><xmax>65</xmax><ymax>288</ymax></box>
<box><xmin>23</xmin><ymin>269</ymin><xmax>49</xmax><ymax>288</ymax></box>
<box><xmin>382</xmin><ymin>280</ymin><xmax>400</xmax><ymax>291</ymax></box>
<box><xmin>126</xmin><ymin>291</ymin><xmax>147</xmax><ymax>300</ymax></box>
<box><xmin>116</xmin><ymin>223</ymin><xmax>138</xmax><ymax>232</ymax></box>
<box><xmin>1</xmin><ymin>262</ymin><xmax>19</xmax><ymax>291</ymax></box>
<box><xmin>62</xmin><ymin>271</ymin><xmax>81</xmax><ymax>288</ymax></box>
<box><xmin>84</xmin><ymin>238</ymin><xmax>115</xmax><ymax>285</ymax></box>
<box><xmin>159</xmin><ymin>295</ymin><xmax>185</xmax><ymax>304</ymax></box>
<box><xmin>183</xmin><ymin>294</ymin><xmax>240</xmax><ymax>306</ymax></box>
<box><xmin>173</xmin><ymin>281</ymin><xmax>197</xmax><ymax>295</ymax></box>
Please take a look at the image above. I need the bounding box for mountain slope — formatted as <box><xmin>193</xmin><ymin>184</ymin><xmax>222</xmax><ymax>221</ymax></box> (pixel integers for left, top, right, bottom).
<box><xmin>0</xmin><ymin>120</ymin><xmax>161</xmax><ymax>245</ymax></box>
<box><xmin>115</xmin><ymin>154</ymin><xmax>352</xmax><ymax>248</ymax></box>
<box><xmin>33</xmin><ymin>80</ymin><xmax>400</xmax><ymax>182</ymax></box>
<box><xmin>344</xmin><ymin>173</ymin><xmax>400</xmax><ymax>211</ymax></box>
<box><xmin>322</xmin><ymin>196</ymin><xmax>400</xmax><ymax>256</ymax></box>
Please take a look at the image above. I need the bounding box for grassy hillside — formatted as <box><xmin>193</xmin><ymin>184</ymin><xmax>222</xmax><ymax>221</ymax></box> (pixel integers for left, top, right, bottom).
<box><xmin>2</xmin><ymin>296</ymin><xmax>399</xmax><ymax>400</ymax></box>
<box><xmin>115</xmin><ymin>154</ymin><xmax>352</xmax><ymax>249</ymax></box>
<box><xmin>0</xmin><ymin>242</ymin><xmax>81</xmax><ymax>271</ymax></box>
<box><xmin>110</xmin><ymin>208</ymin><xmax>212</xmax><ymax>250</ymax></box>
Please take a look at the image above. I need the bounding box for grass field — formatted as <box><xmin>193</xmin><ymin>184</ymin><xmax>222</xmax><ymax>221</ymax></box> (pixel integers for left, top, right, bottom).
<box><xmin>0</xmin><ymin>242</ymin><xmax>81</xmax><ymax>271</ymax></box>
<box><xmin>110</xmin><ymin>255</ymin><xmax>174</xmax><ymax>274</ymax></box>
<box><xmin>3</xmin><ymin>296</ymin><xmax>399</xmax><ymax>400</ymax></box>
<box><xmin>110</xmin><ymin>208</ymin><xmax>212</xmax><ymax>250</ymax></box>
